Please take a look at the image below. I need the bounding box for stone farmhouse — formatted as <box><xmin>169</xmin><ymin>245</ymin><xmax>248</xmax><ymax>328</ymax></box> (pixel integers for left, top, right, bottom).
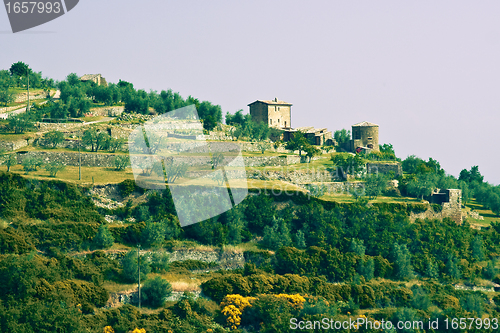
<box><xmin>283</xmin><ymin>126</ymin><xmax>333</xmax><ymax>146</ymax></box>
<box><xmin>248</xmin><ymin>98</ymin><xmax>292</xmax><ymax>129</ymax></box>
<box><xmin>351</xmin><ymin>121</ymin><xmax>379</xmax><ymax>152</ymax></box>
<box><xmin>80</xmin><ymin>74</ymin><xmax>108</xmax><ymax>87</ymax></box>
<box><xmin>249</xmin><ymin>97</ymin><xmax>334</xmax><ymax>145</ymax></box>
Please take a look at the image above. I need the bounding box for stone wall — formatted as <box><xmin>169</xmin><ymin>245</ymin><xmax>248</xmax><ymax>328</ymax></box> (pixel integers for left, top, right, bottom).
<box><xmin>247</xmin><ymin>167</ymin><xmax>336</xmax><ymax>184</ymax></box>
<box><xmin>12</xmin><ymin>151</ymin><xmax>305</xmax><ymax>168</ymax></box>
<box><xmin>89</xmin><ymin>106</ymin><xmax>124</xmax><ymax>117</ymax></box>
<box><xmin>36</xmin><ymin>121</ymin><xmax>86</xmax><ymax>132</ymax></box>
<box><xmin>366</xmin><ymin>162</ymin><xmax>402</xmax><ymax>177</ymax></box>
<box><xmin>0</xmin><ymin>139</ymin><xmax>28</xmax><ymax>152</ymax></box>
<box><xmin>16</xmin><ymin>151</ymin><xmax>122</xmax><ymax>168</ymax></box>
<box><xmin>15</xmin><ymin>91</ymin><xmax>46</xmax><ymax>103</ymax></box>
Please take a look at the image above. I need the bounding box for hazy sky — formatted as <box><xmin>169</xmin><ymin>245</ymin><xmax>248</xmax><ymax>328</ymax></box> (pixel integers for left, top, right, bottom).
<box><xmin>1</xmin><ymin>1</ymin><xmax>499</xmax><ymax>184</ymax></box>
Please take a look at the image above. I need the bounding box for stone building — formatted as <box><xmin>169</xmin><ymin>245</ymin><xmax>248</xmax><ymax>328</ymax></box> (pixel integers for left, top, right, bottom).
<box><xmin>430</xmin><ymin>189</ymin><xmax>463</xmax><ymax>224</ymax></box>
<box><xmin>351</xmin><ymin>121</ymin><xmax>379</xmax><ymax>152</ymax></box>
<box><xmin>80</xmin><ymin>74</ymin><xmax>108</xmax><ymax>87</ymax></box>
<box><xmin>283</xmin><ymin>126</ymin><xmax>333</xmax><ymax>145</ymax></box>
<box><xmin>248</xmin><ymin>98</ymin><xmax>291</xmax><ymax>129</ymax></box>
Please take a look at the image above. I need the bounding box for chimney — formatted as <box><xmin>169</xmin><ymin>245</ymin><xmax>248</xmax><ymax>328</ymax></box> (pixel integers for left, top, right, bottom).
<box><xmin>274</xmin><ymin>97</ymin><xmax>278</xmax><ymax>102</ymax></box>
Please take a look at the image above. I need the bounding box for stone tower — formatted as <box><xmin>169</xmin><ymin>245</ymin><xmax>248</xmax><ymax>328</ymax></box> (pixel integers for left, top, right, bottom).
<box><xmin>351</xmin><ymin>121</ymin><xmax>379</xmax><ymax>152</ymax></box>
<box><xmin>248</xmin><ymin>98</ymin><xmax>292</xmax><ymax>129</ymax></box>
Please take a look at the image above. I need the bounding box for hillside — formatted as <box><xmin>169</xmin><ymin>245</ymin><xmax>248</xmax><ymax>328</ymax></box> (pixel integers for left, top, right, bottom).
<box><xmin>1</xmin><ymin>67</ymin><xmax>500</xmax><ymax>332</ymax></box>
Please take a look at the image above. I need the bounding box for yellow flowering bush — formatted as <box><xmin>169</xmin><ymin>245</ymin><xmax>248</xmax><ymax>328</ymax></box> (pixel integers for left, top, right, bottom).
<box><xmin>103</xmin><ymin>326</ymin><xmax>115</xmax><ymax>333</ymax></box>
<box><xmin>275</xmin><ymin>293</ymin><xmax>306</xmax><ymax>310</ymax></box>
<box><xmin>220</xmin><ymin>294</ymin><xmax>257</xmax><ymax>330</ymax></box>
<box><xmin>131</xmin><ymin>329</ymin><xmax>146</xmax><ymax>333</ymax></box>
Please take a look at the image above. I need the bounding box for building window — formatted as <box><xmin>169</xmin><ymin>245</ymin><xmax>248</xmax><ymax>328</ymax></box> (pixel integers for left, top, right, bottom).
<box><xmin>270</xmin><ymin>119</ymin><xmax>272</xmax><ymax>125</ymax></box>
<box><xmin>278</xmin><ymin>119</ymin><xmax>280</xmax><ymax>124</ymax></box>
<box><xmin>354</xmin><ymin>131</ymin><xmax>361</xmax><ymax>140</ymax></box>
<box><xmin>285</xmin><ymin>121</ymin><xmax>287</xmax><ymax>127</ymax></box>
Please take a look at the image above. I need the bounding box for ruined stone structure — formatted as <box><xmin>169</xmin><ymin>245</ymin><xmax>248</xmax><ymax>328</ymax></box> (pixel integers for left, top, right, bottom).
<box><xmin>284</xmin><ymin>126</ymin><xmax>333</xmax><ymax>146</ymax></box>
<box><xmin>249</xmin><ymin>98</ymin><xmax>291</xmax><ymax>129</ymax></box>
<box><xmin>411</xmin><ymin>189</ymin><xmax>463</xmax><ymax>224</ymax></box>
<box><xmin>80</xmin><ymin>74</ymin><xmax>108</xmax><ymax>87</ymax></box>
<box><xmin>431</xmin><ymin>189</ymin><xmax>463</xmax><ymax>224</ymax></box>
<box><xmin>366</xmin><ymin>162</ymin><xmax>403</xmax><ymax>177</ymax></box>
<box><xmin>351</xmin><ymin>121</ymin><xmax>379</xmax><ymax>152</ymax></box>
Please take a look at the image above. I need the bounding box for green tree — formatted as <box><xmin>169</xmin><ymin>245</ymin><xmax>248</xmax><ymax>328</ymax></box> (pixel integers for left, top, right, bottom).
<box><xmin>9</xmin><ymin>61</ymin><xmax>30</xmax><ymax>79</ymax></box>
<box><xmin>151</xmin><ymin>251</ymin><xmax>170</xmax><ymax>273</ymax></box>
<box><xmin>7</xmin><ymin>113</ymin><xmax>34</xmax><ymax>133</ymax></box>
<box><xmin>256</xmin><ymin>141</ymin><xmax>272</xmax><ymax>154</ymax></box>
<box><xmin>21</xmin><ymin>156</ymin><xmax>43</xmax><ymax>174</ymax></box>
<box><xmin>350</xmin><ymin>238</ymin><xmax>366</xmax><ymax>257</ymax></box>
<box><xmin>426</xmin><ymin>258</ymin><xmax>439</xmax><ymax>279</ymax></box>
<box><xmin>44</xmin><ymin>160</ymin><xmax>66</xmax><ymax>177</ymax></box>
<box><xmin>226</xmin><ymin>207</ymin><xmax>245</xmax><ymax>245</ymax></box>
<box><xmin>483</xmin><ymin>260</ymin><xmax>497</xmax><ymax>280</ymax></box>
<box><xmin>141</xmin><ymin>276</ymin><xmax>173</xmax><ymax>308</ymax></box>
<box><xmin>411</xmin><ymin>286</ymin><xmax>431</xmax><ymax>310</ymax></box>
<box><xmin>459</xmin><ymin>165</ymin><xmax>484</xmax><ymax>185</ymax></box>
<box><xmin>487</xmin><ymin>193</ymin><xmax>500</xmax><ymax>216</ymax></box>
<box><xmin>446</xmin><ymin>254</ymin><xmax>461</xmax><ymax>280</ymax></box>
<box><xmin>141</xmin><ymin>219</ymin><xmax>166</xmax><ymax>248</ymax></box>
<box><xmin>406</xmin><ymin>173</ymin><xmax>437</xmax><ymax>200</ymax></box>
<box><xmin>304</xmin><ymin>144</ymin><xmax>321</xmax><ymax>163</ymax></box>
<box><xmin>93</xmin><ymin>224</ymin><xmax>115</xmax><ymax>249</ymax></box>
<box><xmin>295</xmin><ymin>229</ymin><xmax>307</xmax><ymax>249</ymax></box>
<box><xmin>471</xmin><ymin>235</ymin><xmax>485</xmax><ymax>261</ymax></box>
<box><xmin>49</xmin><ymin>101</ymin><xmax>69</xmax><ymax>119</ymax></box>
<box><xmin>114</xmin><ymin>155</ymin><xmax>129</xmax><ymax>171</ymax></box>
<box><xmin>331</xmin><ymin>153</ymin><xmax>365</xmax><ymax>180</ymax></box>
<box><xmin>225</xmin><ymin>109</ymin><xmax>245</xmax><ymax>126</ymax></box>
<box><xmin>364</xmin><ymin>172</ymin><xmax>387</xmax><ymax>199</ymax></box>
<box><xmin>462</xmin><ymin>294</ymin><xmax>484</xmax><ymax>316</ymax></box>
<box><xmin>3</xmin><ymin>153</ymin><xmax>17</xmax><ymax>172</ymax></box>
<box><xmin>261</xmin><ymin>216</ymin><xmax>292</xmax><ymax>251</ymax></box>
<box><xmin>107</xmin><ymin>138</ymin><xmax>124</xmax><ymax>152</ymax></box>
<box><xmin>42</xmin><ymin>130</ymin><xmax>64</xmax><ymax>148</ymax></box>
<box><xmin>211</xmin><ymin>152</ymin><xmax>225</xmax><ymax>169</ymax></box>
<box><xmin>82</xmin><ymin>128</ymin><xmax>109</xmax><ymax>152</ymax></box>
<box><xmin>391</xmin><ymin>308</ymin><xmax>421</xmax><ymax>333</ymax></box>
<box><xmin>0</xmin><ymin>86</ymin><xmax>15</xmax><ymax>106</ymax></box>
<box><xmin>121</xmin><ymin>250</ymin><xmax>151</xmax><ymax>283</ymax></box>
<box><xmin>392</xmin><ymin>243</ymin><xmax>415</xmax><ymax>280</ymax></box>
<box><xmin>402</xmin><ymin>155</ymin><xmax>424</xmax><ymax>174</ymax></box>
<box><xmin>285</xmin><ymin>131</ymin><xmax>309</xmax><ymax>156</ymax></box>
<box><xmin>358</xmin><ymin>257</ymin><xmax>374</xmax><ymax>281</ymax></box>
<box><xmin>333</xmin><ymin>129</ymin><xmax>351</xmax><ymax>150</ymax></box>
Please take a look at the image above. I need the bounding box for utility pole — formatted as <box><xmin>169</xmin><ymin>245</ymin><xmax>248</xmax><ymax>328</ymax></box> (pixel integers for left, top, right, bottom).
<box><xmin>26</xmin><ymin>67</ymin><xmax>30</xmax><ymax>111</ymax></box>
<box><xmin>78</xmin><ymin>130</ymin><xmax>82</xmax><ymax>180</ymax></box>
<box><xmin>138</xmin><ymin>244</ymin><xmax>141</xmax><ymax>309</ymax></box>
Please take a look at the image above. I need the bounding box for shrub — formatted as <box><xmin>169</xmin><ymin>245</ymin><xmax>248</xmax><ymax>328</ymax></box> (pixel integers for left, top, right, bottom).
<box><xmin>42</xmin><ymin>130</ymin><xmax>64</xmax><ymax>148</ymax></box>
<box><xmin>92</xmin><ymin>225</ymin><xmax>115</xmax><ymax>249</ymax></box>
<box><xmin>114</xmin><ymin>155</ymin><xmax>129</xmax><ymax>171</ymax></box>
<box><xmin>119</xmin><ymin>179</ymin><xmax>137</xmax><ymax>196</ymax></box>
<box><xmin>121</xmin><ymin>250</ymin><xmax>151</xmax><ymax>283</ymax></box>
<box><xmin>45</xmin><ymin>160</ymin><xmax>66</xmax><ymax>177</ymax></box>
<box><xmin>141</xmin><ymin>276</ymin><xmax>172</xmax><ymax>308</ymax></box>
<box><xmin>150</xmin><ymin>251</ymin><xmax>170</xmax><ymax>273</ymax></box>
<box><xmin>21</xmin><ymin>156</ymin><xmax>43</xmax><ymax>173</ymax></box>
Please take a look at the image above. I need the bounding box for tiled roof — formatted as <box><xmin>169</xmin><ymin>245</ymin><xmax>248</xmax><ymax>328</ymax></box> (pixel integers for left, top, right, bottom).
<box><xmin>80</xmin><ymin>74</ymin><xmax>101</xmax><ymax>81</ymax></box>
<box><xmin>352</xmin><ymin>121</ymin><xmax>378</xmax><ymax>127</ymax></box>
<box><xmin>248</xmin><ymin>99</ymin><xmax>292</xmax><ymax>106</ymax></box>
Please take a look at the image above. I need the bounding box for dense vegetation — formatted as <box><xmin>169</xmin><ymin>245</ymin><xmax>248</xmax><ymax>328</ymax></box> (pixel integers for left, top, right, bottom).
<box><xmin>1</xmin><ymin>169</ymin><xmax>500</xmax><ymax>331</ymax></box>
<box><xmin>1</xmin><ymin>61</ymin><xmax>500</xmax><ymax>332</ymax></box>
